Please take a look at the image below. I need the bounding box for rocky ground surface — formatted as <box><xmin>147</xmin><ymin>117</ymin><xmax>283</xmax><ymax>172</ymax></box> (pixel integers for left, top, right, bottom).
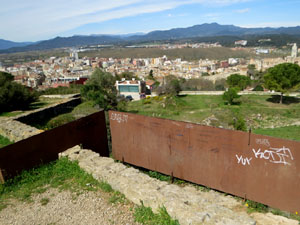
<box><xmin>0</xmin><ymin>188</ymin><xmax>140</xmax><ymax>225</ymax></box>
<box><xmin>60</xmin><ymin>146</ymin><xmax>298</xmax><ymax>225</ymax></box>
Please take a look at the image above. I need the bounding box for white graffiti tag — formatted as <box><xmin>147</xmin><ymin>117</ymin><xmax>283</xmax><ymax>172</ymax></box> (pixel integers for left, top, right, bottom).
<box><xmin>252</xmin><ymin>146</ymin><xmax>294</xmax><ymax>165</ymax></box>
<box><xmin>110</xmin><ymin>113</ymin><xmax>128</xmax><ymax>123</ymax></box>
<box><xmin>236</xmin><ymin>155</ymin><xmax>252</xmax><ymax>166</ymax></box>
<box><xmin>255</xmin><ymin>138</ymin><xmax>270</xmax><ymax>147</ymax></box>
<box><xmin>185</xmin><ymin>124</ymin><xmax>193</xmax><ymax>129</ymax></box>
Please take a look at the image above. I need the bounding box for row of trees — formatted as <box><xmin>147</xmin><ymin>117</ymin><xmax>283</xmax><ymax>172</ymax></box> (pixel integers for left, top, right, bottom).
<box><xmin>223</xmin><ymin>63</ymin><xmax>300</xmax><ymax>104</ymax></box>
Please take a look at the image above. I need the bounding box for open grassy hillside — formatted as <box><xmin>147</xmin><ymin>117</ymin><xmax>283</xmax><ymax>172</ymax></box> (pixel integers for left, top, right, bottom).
<box><xmin>125</xmin><ymin>94</ymin><xmax>300</xmax><ymax>141</ymax></box>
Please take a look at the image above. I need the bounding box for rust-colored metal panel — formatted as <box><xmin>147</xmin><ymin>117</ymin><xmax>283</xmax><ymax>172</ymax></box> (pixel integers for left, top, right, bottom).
<box><xmin>109</xmin><ymin>111</ymin><xmax>300</xmax><ymax>213</ymax></box>
<box><xmin>0</xmin><ymin>110</ymin><xmax>108</xmax><ymax>180</ymax></box>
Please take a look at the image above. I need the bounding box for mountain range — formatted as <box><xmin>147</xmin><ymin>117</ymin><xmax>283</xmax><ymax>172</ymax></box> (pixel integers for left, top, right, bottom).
<box><xmin>0</xmin><ymin>39</ymin><xmax>33</xmax><ymax>50</ymax></box>
<box><xmin>1</xmin><ymin>23</ymin><xmax>300</xmax><ymax>53</ymax></box>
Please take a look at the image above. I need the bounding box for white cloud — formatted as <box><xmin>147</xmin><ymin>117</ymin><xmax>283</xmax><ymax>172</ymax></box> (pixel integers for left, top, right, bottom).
<box><xmin>0</xmin><ymin>0</ymin><xmax>252</xmax><ymax>41</ymax></box>
<box><xmin>235</xmin><ymin>8</ymin><xmax>250</xmax><ymax>13</ymax></box>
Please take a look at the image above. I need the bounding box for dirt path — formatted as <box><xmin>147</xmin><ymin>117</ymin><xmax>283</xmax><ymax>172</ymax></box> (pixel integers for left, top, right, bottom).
<box><xmin>0</xmin><ymin>188</ymin><xmax>140</xmax><ymax>225</ymax></box>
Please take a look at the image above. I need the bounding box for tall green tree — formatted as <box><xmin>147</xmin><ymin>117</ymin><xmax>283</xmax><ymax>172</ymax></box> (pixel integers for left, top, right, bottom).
<box><xmin>226</xmin><ymin>74</ymin><xmax>251</xmax><ymax>91</ymax></box>
<box><xmin>0</xmin><ymin>72</ymin><xmax>37</xmax><ymax>113</ymax></box>
<box><xmin>247</xmin><ymin>64</ymin><xmax>256</xmax><ymax>79</ymax></box>
<box><xmin>81</xmin><ymin>69</ymin><xmax>117</xmax><ymax>110</ymax></box>
<box><xmin>264</xmin><ymin>63</ymin><xmax>300</xmax><ymax>104</ymax></box>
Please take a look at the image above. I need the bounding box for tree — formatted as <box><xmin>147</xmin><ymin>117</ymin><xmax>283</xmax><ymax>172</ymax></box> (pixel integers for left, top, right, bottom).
<box><xmin>215</xmin><ymin>79</ymin><xmax>226</xmax><ymax>91</ymax></box>
<box><xmin>226</xmin><ymin>74</ymin><xmax>251</xmax><ymax>91</ymax></box>
<box><xmin>116</xmin><ymin>72</ymin><xmax>138</xmax><ymax>81</ymax></box>
<box><xmin>0</xmin><ymin>72</ymin><xmax>38</xmax><ymax>113</ymax></box>
<box><xmin>264</xmin><ymin>63</ymin><xmax>300</xmax><ymax>104</ymax></box>
<box><xmin>81</xmin><ymin>69</ymin><xmax>118</xmax><ymax>110</ymax></box>
<box><xmin>181</xmin><ymin>78</ymin><xmax>214</xmax><ymax>91</ymax></box>
<box><xmin>147</xmin><ymin>70</ymin><xmax>154</xmax><ymax>80</ymax></box>
<box><xmin>156</xmin><ymin>75</ymin><xmax>182</xmax><ymax>96</ymax></box>
<box><xmin>247</xmin><ymin>64</ymin><xmax>256</xmax><ymax>79</ymax></box>
<box><xmin>253</xmin><ymin>85</ymin><xmax>264</xmax><ymax>91</ymax></box>
<box><xmin>222</xmin><ymin>87</ymin><xmax>240</xmax><ymax>105</ymax></box>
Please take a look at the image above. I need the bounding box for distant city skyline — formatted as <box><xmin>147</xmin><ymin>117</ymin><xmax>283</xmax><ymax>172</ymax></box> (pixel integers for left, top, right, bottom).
<box><xmin>1</xmin><ymin>0</ymin><xmax>300</xmax><ymax>42</ymax></box>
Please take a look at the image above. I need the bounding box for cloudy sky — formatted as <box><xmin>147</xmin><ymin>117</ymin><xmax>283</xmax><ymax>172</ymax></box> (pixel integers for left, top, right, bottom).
<box><xmin>1</xmin><ymin>0</ymin><xmax>300</xmax><ymax>42</ymax></box>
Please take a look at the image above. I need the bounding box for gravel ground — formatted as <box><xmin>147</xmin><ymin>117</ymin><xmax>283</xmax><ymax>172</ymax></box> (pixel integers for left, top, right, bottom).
<box><xmin>0</xmin><ymin>188</ymin><xmax>140</xmax><ymax>225</ymax></box>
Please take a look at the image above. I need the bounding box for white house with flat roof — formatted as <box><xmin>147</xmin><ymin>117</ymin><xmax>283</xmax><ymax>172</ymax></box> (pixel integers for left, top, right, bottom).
<box><xmin>116</xmin><ymin>78</ymin><xmax>142</xmax><ymax>100</ymax></box>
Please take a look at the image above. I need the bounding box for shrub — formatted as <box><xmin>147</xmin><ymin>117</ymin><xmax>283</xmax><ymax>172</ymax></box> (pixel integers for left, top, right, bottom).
<box><xmin>215</xmin><ymin>84</ymin><xmax>225</xmax><ymax>91</ymax></box>
<box><xmin>253</xmin><ymin>85</ymin><xmax>264</xmax><ymax>91</ymax></box>
<box><xmin>116</xmin><ymin>100</ymin><xmax>127</xmax><ymax>112</ymax></box>
<box><xmin>181</xmin><ymin>78</ymin><xmax>215</xmax><ymax>91</ymax></box>
<box><xmin>143</xmin><ymin>99</ymin><xmax>152</xmax><ymax>104</ymax></box>
<box><xmin>0</xmin><ymin>72</ymin><xmax>38</xmax><ymax>113</ymax></box>
<box><xmin>222</xmin><ymin>88</ymin><xmax>240</xmax><ymax>105</ymax></box>
<box><xmin>45</xmin><ymin>113</ymin><xmax>75</xmax><ymax>129</ymax></box>
<box><xmin>231</xmin><ymin>116</ymin><xmax>247</xmax><ymax>131</ymax></box>
<box><xmin>39</xmin><ymin>84</ymin><xmax>81</xmax><ymax>95</ymax></box>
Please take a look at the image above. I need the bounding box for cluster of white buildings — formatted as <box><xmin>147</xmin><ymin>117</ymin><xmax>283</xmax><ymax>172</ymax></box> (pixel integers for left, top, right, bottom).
<box><xmin>125</xmin><ymin>42</ymin><xmax>222</xmax><ymax>49</ymax></box>
<box><xmin>0</xmin><ymin>44</ymin><xmax>299</xmax><ymax>90</ymax></box>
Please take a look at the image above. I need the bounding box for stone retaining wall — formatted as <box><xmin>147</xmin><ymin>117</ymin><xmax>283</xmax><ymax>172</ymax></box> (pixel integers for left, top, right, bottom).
<box><xmin>0</xmin><ymin>97</ymin><xmax>80</xmax><ymax>142</ymax></box>
<box><xmin>0</xmin><ymin>118</ymin><xmax>42</xmax><ymax>142</ymax></box>
<box><xmin>16</xmin><ymin>98</ymin><xmax>81</xmax><ymax>125</ymax></box>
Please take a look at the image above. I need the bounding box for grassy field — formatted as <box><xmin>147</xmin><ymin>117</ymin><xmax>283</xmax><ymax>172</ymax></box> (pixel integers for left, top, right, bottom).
<box><xmin>253</xmin><ymin>126</ymin><xmax>300</xmax><ymax>141</ymax></box>
<box><xmin>0</xmin><ymin>135</ymin><xmax>13</xmax><ymax>148</ymax></box>
<box><xmin>125</xmin><ymin>94</ymin><xmax>300</xmax><ymax>141</ymax></box>
<box><xmin>0</xmin><ymin>49</ymin><xmax>68</xmax><ymax>67</ymax></box>
<box><xmin>79</xmin><ymin>47</ymin><xmax>255</xmax><ymax>61</ymax></box>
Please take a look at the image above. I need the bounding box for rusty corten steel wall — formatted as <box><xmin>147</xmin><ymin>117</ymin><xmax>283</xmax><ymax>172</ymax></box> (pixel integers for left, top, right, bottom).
<box><xmin>109</xmin><ymin>111</ymin><xmax>300</xmax><ymax>213</ymax></box>
<box><xmin>0</xmin><ymin>110</ymin><xmax>108</xmax><ymax>181</ymax></box>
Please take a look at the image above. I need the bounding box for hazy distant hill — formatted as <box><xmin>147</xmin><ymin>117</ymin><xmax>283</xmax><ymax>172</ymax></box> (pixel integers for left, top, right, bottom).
<box><xmin>0</xmin><ymin>39</ymin><xmax>33</xmax><ymax>50</ymax></box>
<box><xmin>1</xmin><ymin>35</ymin><xmax>123</xmax><ymax>53</ymax></box>
<box><xmin>2</xmin><ymin>23</ymin><xmax>300</xmax><ymax>53</ymax></box>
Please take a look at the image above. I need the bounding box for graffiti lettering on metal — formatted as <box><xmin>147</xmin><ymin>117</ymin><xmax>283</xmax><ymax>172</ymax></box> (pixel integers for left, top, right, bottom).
<box><xmin>255</xmin><ymin>138</ymin><xmax>271</xmax><ymax>147</ymax></box>
<box><xmin>185</xmin><ymin>124</ymin><xmax>194</xmax><ymax>129</ymax></box>
<box><xmin>236</xmin><ymin>155</ymin><xmax>252</xmax><ymax>166</ymax></box>
<box><xmin>252</xmin><ymin>146</ymin><xmax>294</xmax><ymax>165</ymax></box>
<box><xmin>110</xmin><ymin>113</ymin><xmax>128</xmax><ymax>123</ymax></box>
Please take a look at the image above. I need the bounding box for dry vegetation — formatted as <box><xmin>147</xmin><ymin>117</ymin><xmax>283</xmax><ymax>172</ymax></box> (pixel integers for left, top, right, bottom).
<box><xmin>79</xmin><ymin>47</ymin><xmax>255</xmax><ymax>60</ymax></box>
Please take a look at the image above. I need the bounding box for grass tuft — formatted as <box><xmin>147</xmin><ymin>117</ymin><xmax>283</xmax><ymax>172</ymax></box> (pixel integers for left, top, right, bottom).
<box><xmin>109</xmin><ymin>191</ymin><xmax>126</xmax><ymax>204</ymax></box>
<box><xmin>134</xmin><ymin>201</ymin><xmax>180</xmax><ymax>225</ymax></box>
<box><xmin>0</xmin><ymin>135</ymin><xmax>14</xmax><ymax>148</ymax></box>
<box><xmin>40</xmin><ymin>197</ymin><xmax>50</xmax><ymax>206</ymax></box>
